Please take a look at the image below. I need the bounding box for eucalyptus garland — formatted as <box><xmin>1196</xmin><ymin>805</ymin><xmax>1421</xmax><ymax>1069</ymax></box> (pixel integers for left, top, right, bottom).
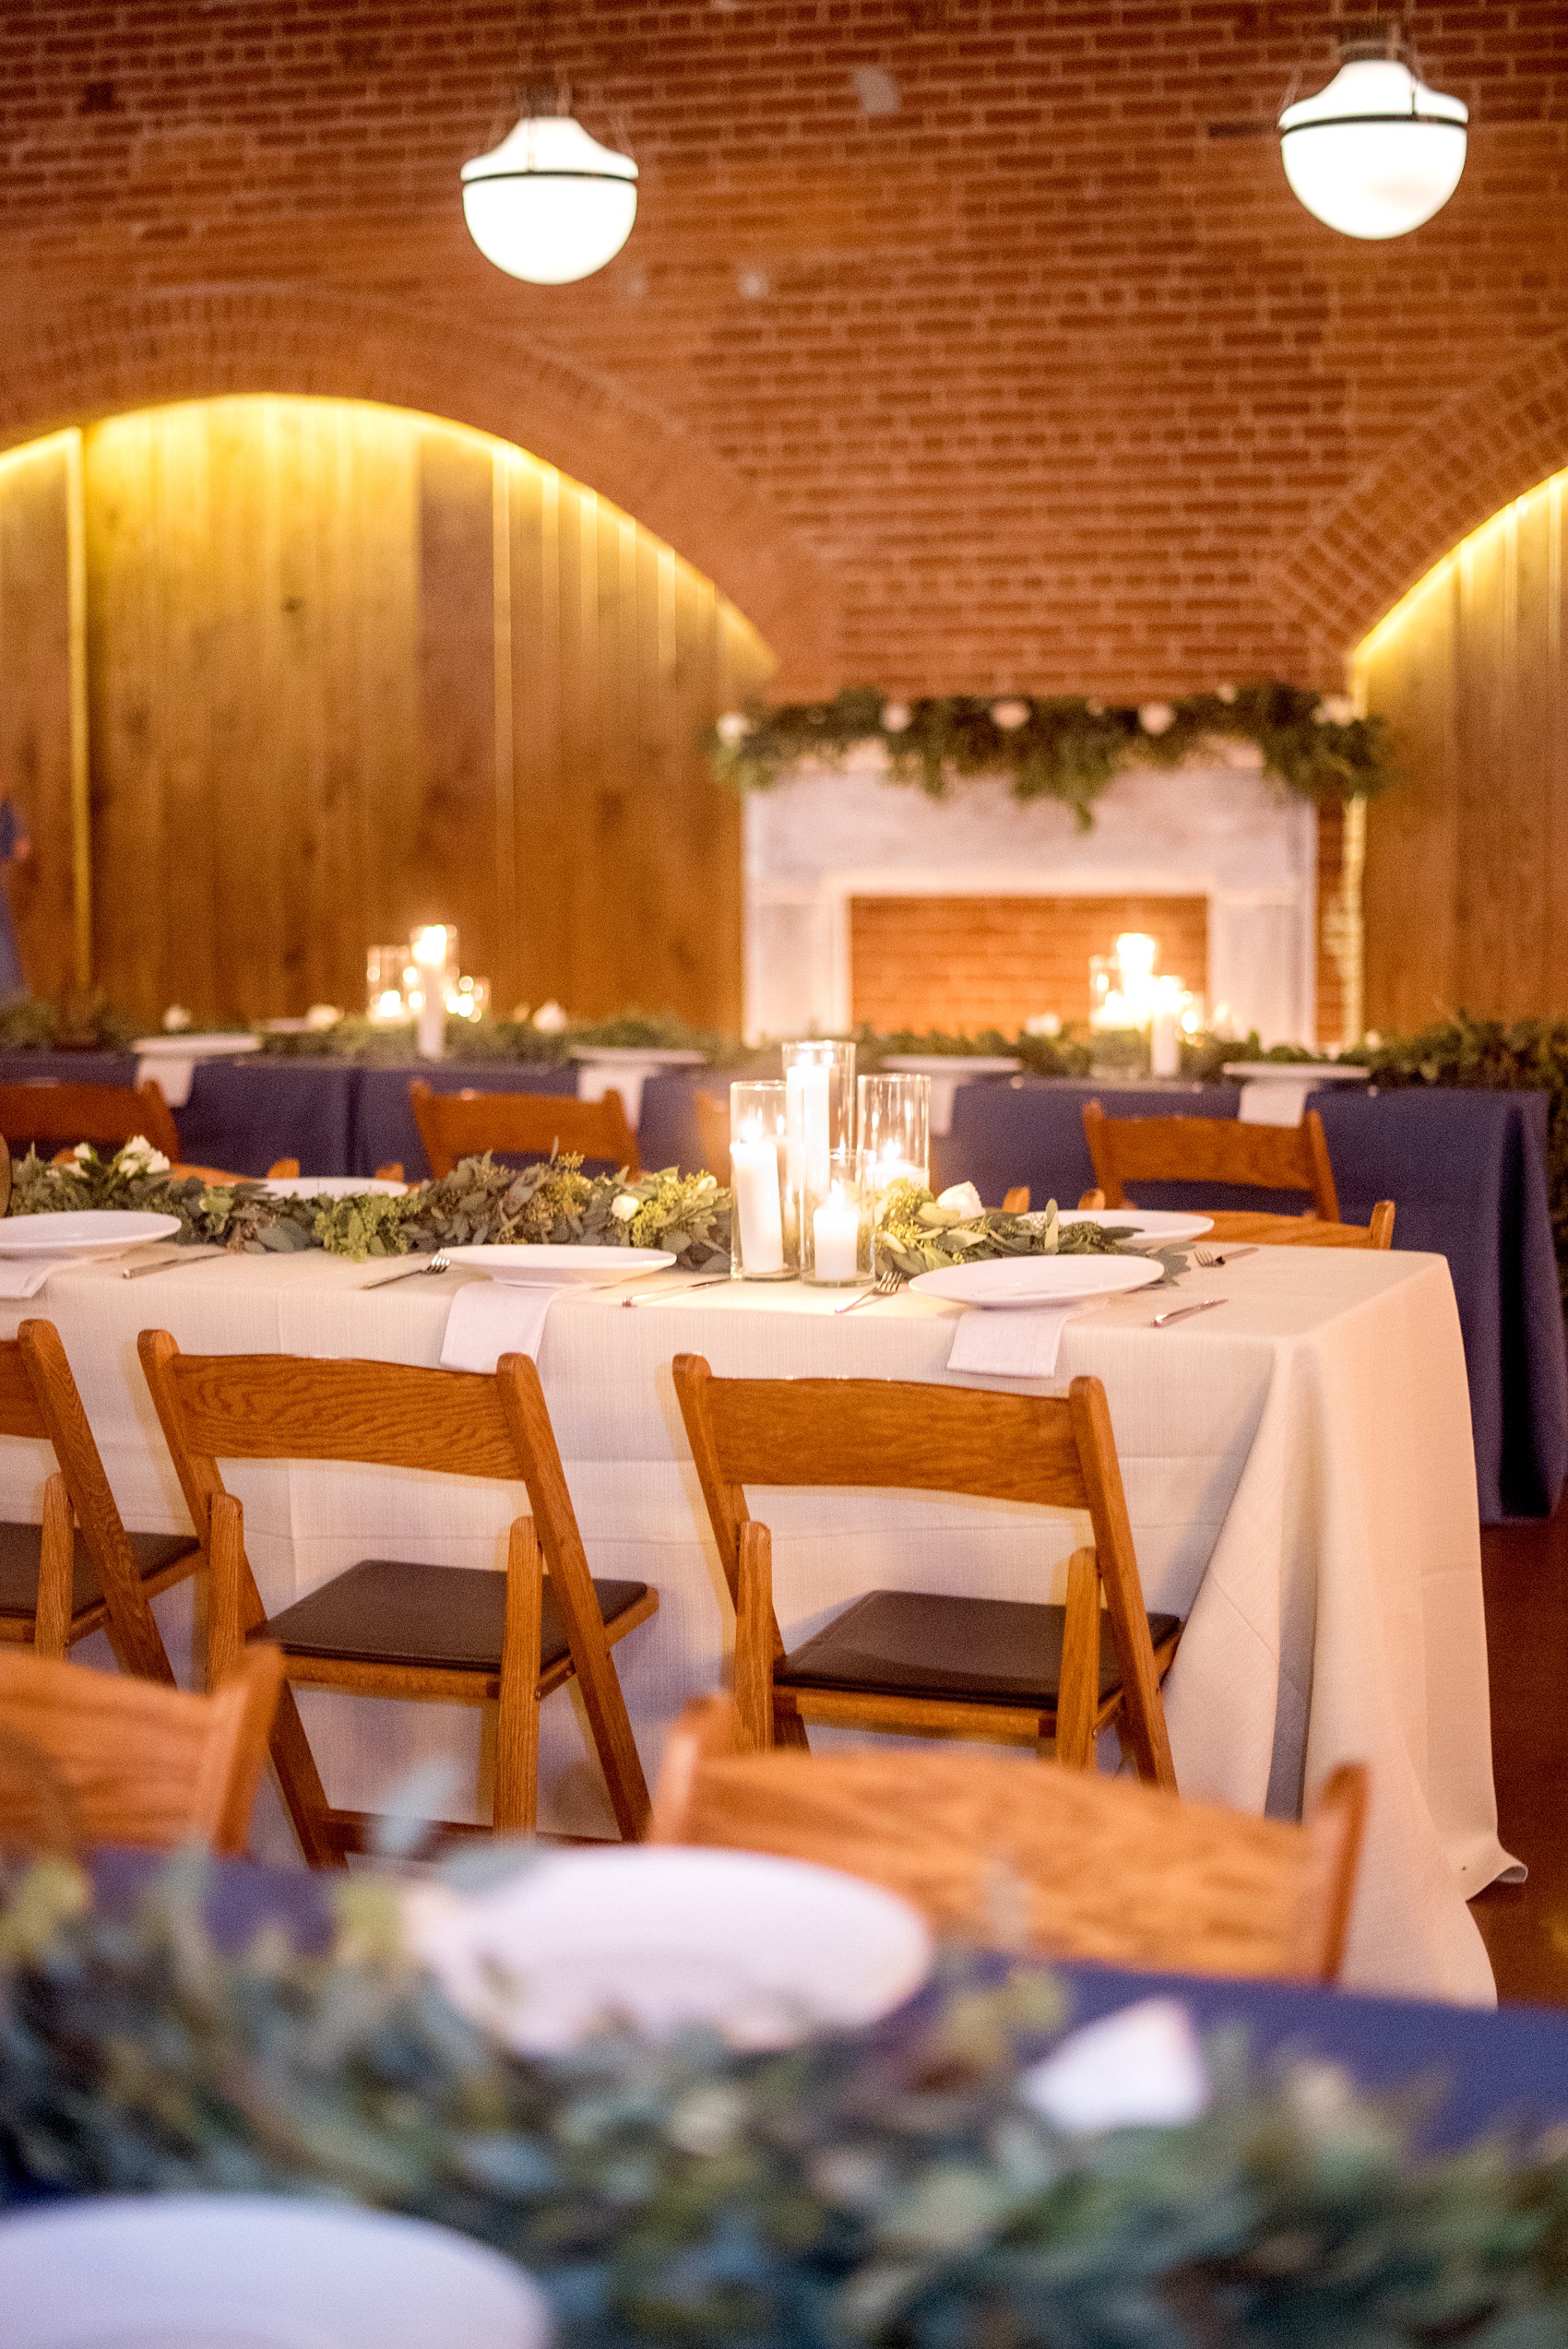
<box><xmin>875</xmin><ymin>1180</ymin><xmax>1141</xmax><ymax>1280</ymax></box>
<box><xmin>707</xmin><ymin>682</ymin><xmax>1390</xmax><ymax>825</ymax></box>
<box><xmin>2</xmin><ymin>1851</ymin><xmax>1566</xmax><ymax>2349</ymax></box>
<box><xmin>8</xmin><ymin>1144</ymin><xmax>732</xmax><ymax>1271</ymax></box>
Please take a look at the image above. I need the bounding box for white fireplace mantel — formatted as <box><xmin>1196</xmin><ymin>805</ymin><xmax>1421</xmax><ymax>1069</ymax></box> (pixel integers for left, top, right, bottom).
<box><xmin>743</xmin><ymin>750</ymin><xmax>1318</xmax><ymax>1046</ymax></box>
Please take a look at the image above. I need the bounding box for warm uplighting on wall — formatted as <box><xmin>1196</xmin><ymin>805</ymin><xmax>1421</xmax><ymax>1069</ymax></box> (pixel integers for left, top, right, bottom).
<box><xmin>1278</xmin><ymin>26</ymin><xmax>1467</xmax><ymax>241</ymax></box>
<box><xmin>1352</xmin><ymin>468</ymin><xmax>1568</xmax><ymax>680</ymax></box>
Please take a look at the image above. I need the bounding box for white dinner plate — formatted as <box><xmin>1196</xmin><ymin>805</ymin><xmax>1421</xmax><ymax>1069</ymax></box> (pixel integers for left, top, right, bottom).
<box><xmin>910</xmin><ymin>1254</ymin><xmax>1164</xmax><ymax>1310</ymax></box>
<box><xmin>0</xmin><ymin>2196</ymin><xmax>551</xmax><ymax>2349</ymax></box>
<box><xmin>0</xmin><ymin>1210</ymin><xmax>184</xmax><ymax>1258</ymax></box>
<box><xmin>1057</xmin><ymin>1208</ymin><xmax>1213</xmax><ymax>1247</ymax></box>
<box><xmin>266</xmin><ymin>1175</ymin><xmax>408</xmax><ymax>1198</ymax></box>
<box><xmin>403</xmin><ymin>1845</ymin><xmax>932</xmax><ymax>2053</ymax></box>
<box><xmin>441</xmin><ymin>1243</ymin><xmax>675</xmax><ymax>1285</ymax></box>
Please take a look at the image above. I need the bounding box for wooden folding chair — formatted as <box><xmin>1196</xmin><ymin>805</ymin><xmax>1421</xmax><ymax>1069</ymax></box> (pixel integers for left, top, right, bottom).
<box><xmin>1076</xmin><ymin>1186</ymin><xmax>1396</xmax><ymax>1248</ymax></box>
<box><xmin>694</xmin><ymin>1089</ymin><xmax>731</xmax><ymax>1180</ymax></box>
<box><xmin>137</xmin><ymin>1334</ymin><xmax>659</xmax><ymax>1863</ymax></box>
<box><xmin>673</xmin><ymin>1358</ymin><xmax>1181</xmax><ymax>1787</ymax></box>
<box><xmin>652</xmin><ymin>1695</ymin><xmax>1367</xmax><ymax>1984</ymax></box>
<box><xmin>0</xmin><ymin>1319</ymin><xmax>196</xmax><ymax>1679</ymax></box>
<box><xmin>0</xmin><ymin>1644</ymin><xmax>284</xmax><ymax>1856</ymax></box>
<box><xmin>410</xmin><ymin>1080</ymin><xmax>640</xmax><ymax>1180</ymax></box>
<box><xmin>0</xmin><ymin>1077</ymin><xmax>182</xmax><ymax>1163</ymax></box>
<box><xmin>1083</xmin><ymin>1097</ymin><xmax>1340</xmax><ymax>1220</ymax></box>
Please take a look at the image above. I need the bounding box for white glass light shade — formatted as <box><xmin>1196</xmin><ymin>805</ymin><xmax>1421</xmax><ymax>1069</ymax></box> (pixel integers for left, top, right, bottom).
<box><xmin>461</xmin><ymin>114</ymin><xmax>637</xmax><ymax>284</ymax></box>
<box><xmin>1278</xmin><ymin>58</ymin><xmax>1467</xmax><ymax>241</ymax></box>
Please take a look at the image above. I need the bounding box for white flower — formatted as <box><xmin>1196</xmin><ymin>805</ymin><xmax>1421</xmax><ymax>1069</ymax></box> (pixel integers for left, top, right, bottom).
<box><xmin>161</xmin><ymin>1004</ymin><xmax>193</xmax><ymax>1033</ymax></box>
<box><xmin>116</xmin><ymin>1135</ymin><xmax>170</xmax><ymax>1178</ymax></box>
<box><xmin>1024</xmin><ymin>1012</ymin><xmax>1062</xmax><ymax>1037</ymax></box>
<box><xmin>937</xmin><ymin>1180</ymin><xmax>984</xmax><ymax>1219</ymax></box>
<box><xmin>990</xmin><ymin>697</ymin><xmax>1030</xmax><ymax>730</ymax></box>
<box><xmin>1086</xmin><ymin>698</ymin><xmax>1105</xmax><ymax>718</ymax></box>
<box><xmin>611</xmin><ymin>1192</ymin><xmax>640</xmax><ymax>1222</ymax></box>
<box><xmin>716</xmin><ymin>711</ymin><xmax>752</xmax><ymax>747</ymax></box>
<box><xmin>1315</xmin><ymin>693</ymin><xmax>1357</xmax><ymax>725</ymax></box>
<box><xmin>1138</xmin><ymin>701</ymin><xmax>1176</xmax><ymax>737</ymax></box>
<box><xmin>1217</xmin><ymin>682</ymin><xmax>1238</xmax><ymax>705</ymax></box>
<box><xmin>304</xmin><ymin>1002</ymin><xmax>343</xmax><ymax>1029</ymax></box>
<box><xmin>70</xmin><ymin>1143</ymin><xmax>93</xmax><ymax>1164</ymax></box>
<box><xmin>531</xmin><ymin>1000</ymin><xmax>568</xmax><ymax>1033</ymax></box>
<box><xmin>880</xmin><ymin>698</ymin><xmax>913</xmax><ymax>733</ymax></box>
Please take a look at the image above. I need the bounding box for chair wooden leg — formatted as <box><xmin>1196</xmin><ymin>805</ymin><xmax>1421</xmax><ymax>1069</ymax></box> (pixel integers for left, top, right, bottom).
<box><xmin>734</xmin><ymin>1520</ymin><xmax>776</xmax><ymax>1752</ymax></box>
<box><xmin>33</xmin><ymin>1473</ymin><xmax>74</xmax><ymax>1663</ymax></box>
<box><xmin>1053</xmin><ymin>1545</ymin><xmax>1099</xmax><ymax>1768</ymax></box>
<box><xmin>206</xmin><ymin>1490</ymin><xmax>246</xmax><ymax>1690</ymax></box>
<box><xmin>494</xmin><ymin>1518</ymin><xmax>542</xmax><ymax>1835</ymax></box>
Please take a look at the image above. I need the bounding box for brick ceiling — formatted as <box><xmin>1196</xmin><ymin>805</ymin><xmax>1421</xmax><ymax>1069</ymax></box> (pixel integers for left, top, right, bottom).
<box><xmin>3</xmin><ymin>0</ymin><xmax>1566</xmax><ymax>696</ymax></box>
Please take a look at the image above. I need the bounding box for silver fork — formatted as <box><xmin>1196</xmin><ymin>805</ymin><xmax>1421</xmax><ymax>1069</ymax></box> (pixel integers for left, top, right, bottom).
<box><xmin>1193</xmin><ymin>1244</ymin><xmax>1257</xmax><ymax>1269</ymax></box>
<box><xmin>834</xmin><ymin>1267</ymin><xmax>907</xmax><ymax>1315</ymax></box>
<box><xmin>362</xmin><ymin>1252</ymin><xmax>453</xmax><ymax>1289</ymax></box>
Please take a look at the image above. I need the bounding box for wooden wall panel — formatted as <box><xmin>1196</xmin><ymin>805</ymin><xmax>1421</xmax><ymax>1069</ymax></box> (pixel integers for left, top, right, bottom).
<box><xmin>1360</xmin><ymin>469</ymin><xmax>1568</xmax><ymax>1030</ymax></box>
<box><xmin>27</xmin><ymin>395</ymin><xmax>771</xmax><ymax>1026</ymax></box>
<box><xmin>0</xmin><ymin>434</ymin><xmax>81</xmax><ymax>1000</ymax></box>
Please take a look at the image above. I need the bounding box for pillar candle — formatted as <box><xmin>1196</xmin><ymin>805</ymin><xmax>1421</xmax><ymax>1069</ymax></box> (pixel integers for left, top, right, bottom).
<box><xmin>786</xmin><ymin>1062</ymin><xmax>830</xmax><ymax>1200</ymax></box>
<box><xmin>813</xmin><ymin>1189</ymin><xmax>860</xmax><ymax>1283</ymax></box>
<box><xmin>730</xmin><ymin>1134</ymin><xmax>785</xmax><ymax>1275</ymax></box>
<box><xmin>411</xmin><ymin>926</ymin><xmax>450</xmax><ymax>1062</ymax></box>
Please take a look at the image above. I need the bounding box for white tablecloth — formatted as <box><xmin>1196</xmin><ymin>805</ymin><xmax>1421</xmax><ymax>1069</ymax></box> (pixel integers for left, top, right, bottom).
<box><xmin>0</xmin><ymin>1244</ymin><xmax>1513</xmax><ymax>2003</ymax></box>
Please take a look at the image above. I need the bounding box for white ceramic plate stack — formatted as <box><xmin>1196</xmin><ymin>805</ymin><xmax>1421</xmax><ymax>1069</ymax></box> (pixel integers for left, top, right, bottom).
<box><xmin>0</xmin><ymin>2197</ymin><xmax>552</xmax><ymax>2349</ymax></box>
<box><xmin>909</xmin><ymin>1254</ymin><xmax>1164</xmax><ymax>1310</ymax></box>
<box><xmin>403</xmin><ymin>1845</ymin><xmax>933</xmax><ymax>2053</ymax></box>
<box><xmin>1056</xmin><ymin>1208</ymin><xmax>1213</xmax><ymax>1249</ymax></box>
<box><xmin>0</xmin><ymin>1210</ymin><xmax>184</xmax><ymax>1258</ymax></box>
<box><xmin>441</xmin><ymin>1244</ymin><xmax>676</xmax><ymax>1286</ymax></box>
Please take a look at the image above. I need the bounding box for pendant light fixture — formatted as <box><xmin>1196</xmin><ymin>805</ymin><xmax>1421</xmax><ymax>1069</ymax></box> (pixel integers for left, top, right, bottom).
<box><xmin>1277</xmin><ymin>21</ymin><xmax>1467</xmax><ymax>241</ymax></box>
<box><xmin>462</xmin><ymin>92</ymin><xmax>637</xmax><ymax>285</ymax></box>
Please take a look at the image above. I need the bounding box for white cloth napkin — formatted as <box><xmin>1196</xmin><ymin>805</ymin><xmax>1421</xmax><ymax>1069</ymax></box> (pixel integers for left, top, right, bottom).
<box><xmin>0</xmin><ymin>1257</ymin><xmax>72</xmax><ymax>1300</ymax></box>
<box><xmin>439</xmin><ymin>1279</ymin><xmax>566</xmax><ymax>1372</ymax></box>
<box><xmin>945</xmin><ymin>1299</ymin><xmax>1097</xmax><ymax>1379</ymax></box>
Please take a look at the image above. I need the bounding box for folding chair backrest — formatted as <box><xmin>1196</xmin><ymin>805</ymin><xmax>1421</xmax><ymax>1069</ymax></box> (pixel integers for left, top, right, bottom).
<box><xmin>0</xmin><ymin>1643</ymin><xmax>284</xmax><ymax>1854</ymax></box>
<box><xmin>0</xmin><ymin>1079</ymin><xmax>181</xmax><ymax>1163</ymax></box>
<box><xmin>409</xmin><ymin>1081</ymin><xmax>640</xmax><ymax>1179</ymax></box>
<box><xmin>653</xmin><ymin>1696</ymin><xmax>1367</xmax><ymax>1984</ymax></box>
<box><xmin>672</xmin><ymin>1356</ymin><xmax>1172</xmax><ymax>1784</ymax></box>
<box><xmin>1083</xmin><ymin>1098</ymin><xmax>1339</xmax><ymax>1219</ymax></box>
<box><xmin>694</xmin><ymin>1089</ymin><xmax>731</xmax><ymax>1179</ymax></box>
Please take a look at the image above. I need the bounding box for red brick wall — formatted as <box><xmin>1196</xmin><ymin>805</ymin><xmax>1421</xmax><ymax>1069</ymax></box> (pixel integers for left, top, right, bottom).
<box><xmin>1</xmin><ymin>2</ymin><xmax>1565</xmax><ymax>700</ymax></box>
<box><xmin>851</xmin><ymin>895</ymin><xmax>1209</xmax><ymax>1034</ymax></box>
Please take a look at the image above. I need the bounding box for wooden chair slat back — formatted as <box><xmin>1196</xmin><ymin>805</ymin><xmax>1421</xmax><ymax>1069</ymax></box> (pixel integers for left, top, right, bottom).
<box><xmin>142</xmin><ymin>1347</ymin><xmax>524</xmax><ymax>1478</ymax></box>
<box><xmin>409</xmin><ymin>1081</ymin><xmax>641</xmax><ymax>1180</ymax></box>
<box><xmin>1083</xmin><ymin>1099</ymin><xmax>1339</xmax><ymax>1220</ymax></box>
<box><xmin>0</xmin><ymin>1079</ymin><xmax>181</xmax><ymax>1162</ymax></box>
<box><xmin>674</xmin><ymin>1361</ymin><xmax>1090</xmax><ymax>1510</ymax></box>
<box><xmin>0</xmin><ymin>1644</ymin><xmax>284</xmax><ymax>1854</ymax></box>
<box><xmin>653</xmin><ymin>1698</ymin><xmax>1366</xmax><ymax>1984</ymax></box>
<box><xmin>694</xmin><ymin>1089</ymin><xmax>731</xmax><ymax>1180</ymax></box>
<box><xmin>0</xmin><ymin>1338</ymin><xmax>47</xmax><ymax>1441</ymax></box>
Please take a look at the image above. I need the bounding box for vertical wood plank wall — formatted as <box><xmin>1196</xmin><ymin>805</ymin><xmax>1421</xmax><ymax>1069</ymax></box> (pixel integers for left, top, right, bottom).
<box><xmin>1358</xmin><ymin>471</ymin><xmax>1568</xmax><ymax>1031</ymax></box>
<box><xmin>0</xmin><ymin>433</ymin><xmax>85</xmax><ymax>1000</ymax></box>
<box><xmin>6</xmin><ymin>395</ymin><xmax>771</xmax><ymax>1027</ymax></box>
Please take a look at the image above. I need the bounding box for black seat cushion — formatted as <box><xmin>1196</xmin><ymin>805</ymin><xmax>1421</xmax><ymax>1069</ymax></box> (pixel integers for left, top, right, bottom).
<box><xmin>0</xmin><ymin>1521</ymin><xmax>198</xmax><ymax>1623</ymax></box>
<box><xmin>777</xmin><ymin>1589</ymin><xmax>1182</xmax><ymax>1711</ymax></box>
<box><xmin>253</xmin><ymin>1556</ymin><xmax>650</xmax><ymax>1675</ymax></box>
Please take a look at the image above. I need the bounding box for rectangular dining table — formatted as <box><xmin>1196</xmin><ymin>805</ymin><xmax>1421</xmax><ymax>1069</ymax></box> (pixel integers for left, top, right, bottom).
<box><xmin>0</xmin><ymin>1236</ymin><xmax>1511</xmax><ymax>2008</ymax></box>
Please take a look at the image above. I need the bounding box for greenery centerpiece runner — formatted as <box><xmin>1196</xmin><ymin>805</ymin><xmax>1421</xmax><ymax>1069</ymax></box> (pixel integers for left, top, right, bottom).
<box><xmin>1</xmin><ymin>1849</ymin><xmax>1565</xmax><ymax>2347</ymax></box>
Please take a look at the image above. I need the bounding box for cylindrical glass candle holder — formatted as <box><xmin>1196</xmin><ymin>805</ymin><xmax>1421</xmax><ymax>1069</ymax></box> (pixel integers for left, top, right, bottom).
<box><xmin>805</xmin><ymin>1150</ymin><xmax>871</xmax><ymax>1287</ymax></box>
<box><xmin>781</xmin><ymin>1038</ymin><xmax>856</xmax><ymax>1279</ymax></box>
<box><xmin>728</xmin><ymin>1081</ymin><xmax>796</xmax><ymax>1279</ymax></box>
<box><xmin>857</xmin><ymin>1073</ymin><xmax>931</xmax><ymax>1201</ymax></box>
<box><xmin>366</xmin><ymin>946</ymin><xmax>410</xmax><ymax>1022</ymax></box>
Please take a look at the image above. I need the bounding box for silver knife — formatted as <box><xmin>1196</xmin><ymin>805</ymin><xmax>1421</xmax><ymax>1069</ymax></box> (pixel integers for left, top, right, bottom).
<box><xmin>120</xmin><ymin>1244</ymin><xmax>228</xmax><ymax>1279</ymax></box>
<box><xmin>1151</xmin><ymin>1296</ymin><xmax>1228</xmax><ymax>1328</ymax></box>
<box><xmin>622</xmin><ymin>1275</ymin><xmax>732</xmax><ymax>1307</ymax></box>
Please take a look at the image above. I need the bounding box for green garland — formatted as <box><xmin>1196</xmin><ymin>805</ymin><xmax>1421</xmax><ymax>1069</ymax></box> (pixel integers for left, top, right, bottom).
<box><xmin>2</xmin><ymin>1850</ymin><xmax>1565</xmax><ymax>2348</ymax></box>
<box><xmin>8</xmin><ymin>1145</ymin><xmax>732</xmax><ymax>1271</ymax></box>
<box><xmin>707</xmin><ymin>682</ymin><xmax>1390</xmax><ymax>825</ymax></box>
<box><xmin>875</xmin><ymin>1180</ymin><xmax>1151</xmax><ymax>1280</ymax></box>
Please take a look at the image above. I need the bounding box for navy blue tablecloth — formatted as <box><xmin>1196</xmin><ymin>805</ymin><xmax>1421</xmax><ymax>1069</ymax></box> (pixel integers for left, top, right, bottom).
<box><xmin>82</xmin><ymin>1847</ymin><xmax>1568</xmax><ymax>2157</ymax></box>
<box><xmin>943</xmin><ymin>1077</ymin><xmax>1568</xmax><ymax>1524</ymax></box>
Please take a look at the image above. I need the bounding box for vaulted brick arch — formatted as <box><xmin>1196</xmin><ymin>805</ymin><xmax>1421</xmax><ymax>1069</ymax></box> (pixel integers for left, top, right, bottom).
<box><xmin>0</xmin><ymin>283</ymin><xmax>837</xmax><ymax>685</ymax></box>
<box><xmin>1265</xmin><ymin>325</ymin><xmax>1568</xmax><ymax>673</ymax></box>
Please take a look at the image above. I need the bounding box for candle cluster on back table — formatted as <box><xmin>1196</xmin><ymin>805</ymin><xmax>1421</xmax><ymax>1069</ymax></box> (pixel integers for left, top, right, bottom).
<box><xmin>732</xmin><ymin>1053</ymin><xmax>930</xmax><ymax>1288</ymax></box>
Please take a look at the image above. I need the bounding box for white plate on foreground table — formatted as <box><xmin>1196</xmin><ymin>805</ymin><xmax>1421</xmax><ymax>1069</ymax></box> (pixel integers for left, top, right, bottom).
<box><xmin>1057</xmin><ymin>1208</ymin><xmax>1213</xmax><ymax>1247</ymax></box>
<box><xmin>441</xmin><ymin>1243</ymin><xmax>675</xmax><ymax>1285</ymax></box>
<box><xmin>0</xmin><ymin>2195</ymin><xmax>550</xmax><ymax>2349</ymax></box>
<box><xmin>0</xmin><ymin>1209</ymin><xmax>183</xmax><ymax>1257</ymax></box>
<box><xmin>911</xmin><ymin>1255</ymin><xmax>1164</xmax><ymax>1310</ymax></box>
<box><xmin>403</xmin><ymin>1845</ymin><xmax>932</xmax><ymax>2053</ymax></box>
